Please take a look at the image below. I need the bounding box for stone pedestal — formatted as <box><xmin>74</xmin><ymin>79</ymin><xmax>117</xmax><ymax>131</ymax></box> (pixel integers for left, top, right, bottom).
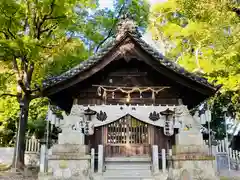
<box><xmin>39</xmin><ymin>131</ymin><xmax>91</xmax><ymax>180</ymax></box>
<box><xmin>171</xmin><ymin>131</ymin><xmax>218</xmax><ymax>180</ymax></box>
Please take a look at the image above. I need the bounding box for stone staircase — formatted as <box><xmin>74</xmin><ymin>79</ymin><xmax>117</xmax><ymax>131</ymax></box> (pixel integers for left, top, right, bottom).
<box><xmin>103</xmin><ymin>157</ymin><xmax>154</xmax><ymax>180</ymax></box>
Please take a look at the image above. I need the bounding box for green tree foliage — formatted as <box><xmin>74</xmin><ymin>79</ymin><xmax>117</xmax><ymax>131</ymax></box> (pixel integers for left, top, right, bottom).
<box><xmin>149</xmin><ymin>0</ymin><xmax>240</xmax><ymax>138</ymax></box>
<box><xmin>44</xmin><ymin>0</ymin><xmax>150</xmax><ymax>76</ymax></box>
<box><xmin>0</xmin><ymin>0</ymin><xmax>150</xmax><ymax>168</ymax></box>
<box><xmin>0</xmin><ymin>0</ymin><xmax>96</xmax><ymax>168</ymax></box>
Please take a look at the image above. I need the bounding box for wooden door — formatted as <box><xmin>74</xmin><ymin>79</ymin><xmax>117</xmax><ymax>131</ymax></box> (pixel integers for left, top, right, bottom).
<box><xmin>104</xmin><ymin>115</ymin><xmax>151</xmax><ymax>157</ymax></box>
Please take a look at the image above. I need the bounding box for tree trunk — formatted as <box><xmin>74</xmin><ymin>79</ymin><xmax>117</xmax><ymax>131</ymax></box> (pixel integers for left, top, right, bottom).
<box><xmin>12</xmin><ymin>95</ymin><xmax>30</xmax><ymax>169</ymax></box>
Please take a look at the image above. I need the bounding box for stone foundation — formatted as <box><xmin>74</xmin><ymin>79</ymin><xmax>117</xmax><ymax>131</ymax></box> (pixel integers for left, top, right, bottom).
<box><xmin>39</xmin><ymin>120</ymin><xmax>92</xmax><ymax>180</ymax></box>
<box><xmin>170</xmin><ymin>131</ymin><xmax>219</xmax><ymax>180</ymax></box>
<box><xmin>39</xmin><ymin>143</ymin><xmax>91</xmax><ymax>180</ymax></box>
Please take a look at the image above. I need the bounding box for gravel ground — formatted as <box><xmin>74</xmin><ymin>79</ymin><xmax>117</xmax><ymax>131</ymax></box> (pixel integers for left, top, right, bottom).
<box><xmin>0</xmin><ymin>174</ymin><xmax>37</xmax><ymax>180</ymax></box>
<box><xmin>0</xmin><ymin>170</ymin><xmax>38</xmax><ymax>180</ymax></box>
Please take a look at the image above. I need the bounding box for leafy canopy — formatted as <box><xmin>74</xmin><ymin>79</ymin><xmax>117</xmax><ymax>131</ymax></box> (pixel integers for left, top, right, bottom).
<box><xmin>149</xmin><ymin>0</ymin><xmax>240</xmax><ymax>138</ymax></box>
<box><xmin>0</xmin><ymin>0</ymin><xmax>151</xmax><ymax>146</ymax></box>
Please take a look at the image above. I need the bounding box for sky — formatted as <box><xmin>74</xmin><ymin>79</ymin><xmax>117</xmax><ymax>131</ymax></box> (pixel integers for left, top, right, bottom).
<box><xmin>98</xmin><ymin>0</ymin><xmax>161</xmax><ymax>9</ymax></box>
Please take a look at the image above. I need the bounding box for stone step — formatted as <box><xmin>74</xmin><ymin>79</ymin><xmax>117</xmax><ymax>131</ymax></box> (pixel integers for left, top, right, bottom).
<box><xmin>103</xmin><ymin>169</ymin><xmax>152</xmax><ymax>176</ymax></box>
<box><xmin>103</xmin><ymin>174</ymin><xmax>154</xmax><ymax>180</ymax></box>
<box><xmin>105</xmin><ymin>159</ymin><xmax>151</xmax><ymax>170</ymax></box>
<box><xmin>105</xmin><ymin>163</ymin><xmax>151</xmax><ymax>170</ymax></box>
<box><xmin>104</xmin><ymin>178</ymin><xmax>154</xmax><ymax>180</ymax></box>
<box><xmin>105</xmin><ymin>157</ymin><xmax>151</xmax><ymax>162</ymax></box>
<box><xmin>103</xmin><ymin>158</ymin><xmax>153</xmax><ymax>180</ymax></box>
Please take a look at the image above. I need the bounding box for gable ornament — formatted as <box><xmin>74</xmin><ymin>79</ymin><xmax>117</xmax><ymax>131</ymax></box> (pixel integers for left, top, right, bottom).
<box><xmin>119</xmin><ymin>42</ymin><xmax>135</xmax><ymax>61</ymax></box>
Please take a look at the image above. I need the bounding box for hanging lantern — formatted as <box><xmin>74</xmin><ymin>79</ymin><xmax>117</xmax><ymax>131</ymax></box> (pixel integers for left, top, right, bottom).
<box><xmin>84</xmin><ymin>121</ymin><xmax>94</xmax><ymax>135</ymax></box>
<box><xmin>160</xmin><ymin>108</ymin><xmax>175</xmax><ymax>136</ymax></box>
<box><xmin>78</xmin><ymin>116</ymin><xmax>85</xmax><ymax>134</ymax></box>
<box><xmin>83</xmin><ymin>107</ymin><xmax>96</xmax><ymax>135</ymax></box>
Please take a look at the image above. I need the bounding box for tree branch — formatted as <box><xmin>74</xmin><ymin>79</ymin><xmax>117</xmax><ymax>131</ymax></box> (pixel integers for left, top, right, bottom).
<box><xmin>0</xmin><ymin>93</ymin><xmax>18</xmax><ymax>98</ymax></box>
<box><xmin>18</xmin><ymin>80</ymin><xmax>28</xmax><ymax>94</ymax></box>
<box><xmin>40</xmin><ymin>23</ymin><xmax>58</xmax><ymax>34</ymax></box>
<box><xmin>12</xmin><ymin>57</ymin><xmax>21</xmax><ymax>81</ymax></box>
<box><xmin>36</xmin><ymin>44</ymin><xmax>57</xmax><ymax>49</ymax></box>
<box><xmin>13</xmin><ymin>57</ymin><xmax>30</xmax><ymax>94</ymax></box>
<box><xmin>26</xmin><ymin>62</ymin><xmax>34</xmax><ymax>88</ymax></box>
<box><xmin>30</xmin><ymin>92</ymin><xmax>42</xmax><ymax>99</ymax></box>
<box><xmin>0</xmin><ymin>8</ymin><xmax>17</xmax><ymax>39</ymax></box>
<box><xmin>95</xmin><ymin>3</ymin><xmax>126</xmax><ymax>53</ymax></box>
<box><xmin>0</xmin><ymin>30</ymin><xmax>9</xmax><ymax>39</ymax></box>
<box><xmin>36</xmin><ymin>0</ymin><xmax>56</xmax><ymax>39</ymax></box>
<box><xmin>31</xmin><ymin>84</ymin><xmax>41</xmax><ymax>93</ymax></box>
<box><xmin>42</xmin><ymin>33</ymin><xmax>74</xmax><ymax>60</ymax></box>
<box><xmin>23</xmin><ymin>17</ymin><xmax>29</xmax><ymax>35</ymax></box>
<box><xmin>7</xmin><ymin>27</ymin><xmax>16</xmax><ymax>39</ymax></box>
<box><xmin>20</xmin><ymin>58</ymin><xmax>27</xmax><ymax>82</ymax></box>
<box><xmin>45</xmin><ymin>16</ymin><xmax>65</xmax><ymax>20</ymax></box>
<box><xmin>47</xmin><ymin>0</ymin><xmax>55</xmax><ymax>18</ymax></box>
<box><xmin>232</xmin><ymin>7</ymin><xmax>240</xmax><ymax>17</ymax></box>
<box><xmin>5</xmin><ymin>9</ymin><xmax>18</xmax><ymax>39</ymax></box>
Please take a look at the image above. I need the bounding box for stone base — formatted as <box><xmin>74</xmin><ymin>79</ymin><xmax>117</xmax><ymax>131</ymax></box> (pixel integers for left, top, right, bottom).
<box><xmin>175</xmin><ymin>131</ymin><xmax>204</xmax><ymax>146</ymax></box>
<box><xmin>39</xmin><ymin>142</ymin><xmax>91</xmax><ymax>180</ymax></box>
<box><xmin>171</xmin><ymin>131</ymin><xmax>218</xmax><ymax>180</ymax></box>
<box><xmin>153</xmin><ymin>172</ymin><xmax>168</xmax><ymax>180</ymax></box>
<box><xmin>92</xmin><ymin>173</ymin><xmax>104</xmax><ymax>180</ymax></box>
<box><xmin>171</xmin><ymin>162</ymin><xmax>219</xmax><ymax>180</ymax></box>
<box><xmin>24</xmin><ymin>152</ymin><xmax>40</xmax><ymax>167</ymax></box>
<box><xmin>41</xmin><ymin>157</ymin><xmax>91</xmax><ymax>180</ymax></box>
<box><xmin>50</xmin><ymin>144</ymin><xmax>88</xmax><ymax>156</ymax></box>
<box><xmin>173</xmin><ymin>144</ymin><xmax>209</xmax><ymax>155</ymax></box>
<box><xmin>58</xmin><ymin>131</ymin><xmax>85</xmax><ymax>144</ymax></box>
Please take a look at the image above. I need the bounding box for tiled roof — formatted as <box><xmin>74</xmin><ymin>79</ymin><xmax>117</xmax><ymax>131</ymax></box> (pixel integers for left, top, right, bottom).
<box><xmin>43</xmin><ymin>38</ymin><xmax>119</xmax><ymax>88</ymax></box>
<box><xmin>43</xmin><ymin>30</ymin><xmax>217</xmax><ymax>91</ymax></box>
<box><xmin>129</xmin><ymin>32</ymin><xmax>216</xmax><ymax>90</ymax></box>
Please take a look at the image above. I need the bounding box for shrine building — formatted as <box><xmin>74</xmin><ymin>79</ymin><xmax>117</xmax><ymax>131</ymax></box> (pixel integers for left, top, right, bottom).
<box><xmin>41</xmin><ymin>15</ymin><xmax>220</xmax><ymax>180</ymax></box>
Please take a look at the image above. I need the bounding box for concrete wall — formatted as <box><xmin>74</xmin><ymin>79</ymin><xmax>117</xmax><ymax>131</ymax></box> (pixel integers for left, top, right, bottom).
<box><xmin>0</xmin><ymin>147</ymin><xmax>14</xmax><ymax>165</ymax></box>
<box><xmin>0</xmin><ymin>147</ymin><xmax>40</xmax><ymax>166</ymax></box>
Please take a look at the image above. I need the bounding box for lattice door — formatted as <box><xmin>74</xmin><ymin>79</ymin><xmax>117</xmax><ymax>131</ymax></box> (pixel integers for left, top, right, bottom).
<box><xmin>104</xmin><ymin>115</ymin><xmax>151</xmax><ymax>157</ymax></box>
